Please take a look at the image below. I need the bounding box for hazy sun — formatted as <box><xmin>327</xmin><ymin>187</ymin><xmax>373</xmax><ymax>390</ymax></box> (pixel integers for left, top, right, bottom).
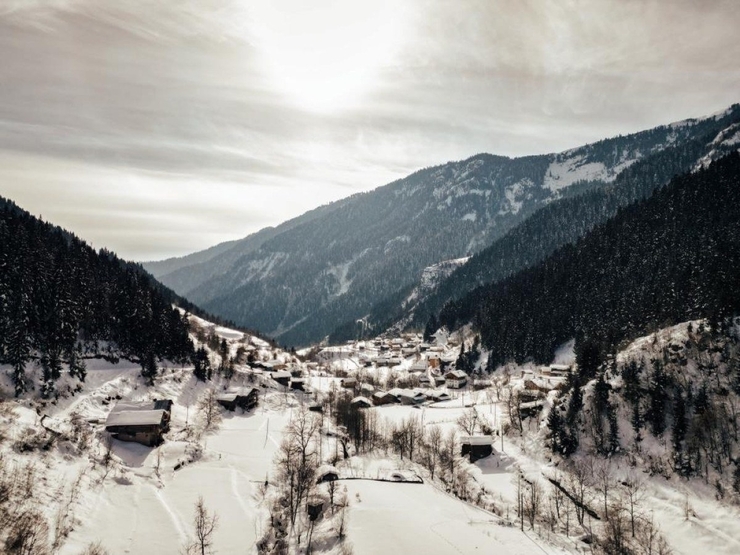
<box><xmin>247</xmin><ymin>0</ymin><xmax>408</xmax><ymax>113</ymax></box>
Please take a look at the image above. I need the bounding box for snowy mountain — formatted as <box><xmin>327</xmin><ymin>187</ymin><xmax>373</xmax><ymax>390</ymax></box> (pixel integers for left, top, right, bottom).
<box><xmin>144</xmin><ymin>104</ymin><xmax>740</xmax><ymax>347</ymax></box>
<box><xmin>440</xmin><ymin>152</ymin><xmax>740</xmax><ymax>369</ymax></box>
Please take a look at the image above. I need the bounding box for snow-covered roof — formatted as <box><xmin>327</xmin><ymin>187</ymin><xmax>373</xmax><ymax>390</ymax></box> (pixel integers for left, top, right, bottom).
<box><xmin>106</xmin><ymin>409</ymin><xmax>165</xmax><ymax>428</ymax></box>
<box><xmin>460</xmin><ymin>436</ymin><xmax>493</xmax><ymax>446</ymax></box>
<box><xmin>446</xmin><ymin>370</ymin><xmax>468</xmax><ymax>379</ymax></box>
<box><xmin>427</xmin><ymin>390</ymin><xmax>451</xmax><ymax>399</ymax></box>
<box><xmin>317</xmin><ymin>465</ymin><xmax>339</xmax><ymax>477</ymax></box>
<box><xmin>549</xmin><ymin>364</ymin><xmax>571</xmax><ymax>371</ymax></box>
<box><xmin>397</xmin><ymin>389</ymin><xmax>425</xmax><ymax>399</ymax></box>
<box><xmin>373</xmin><ymin>391</ymin><xmax>395</xmax><ymax>399</ymax></box>
<box><xmin>351</xmin><ymin>396</ymin><xmax>372</xmax><ymax>406</ymax></box>
<box><xmin>109</xmin><ymin>400</ymin><xmax>170</xmax><ymax>413</ymax></box>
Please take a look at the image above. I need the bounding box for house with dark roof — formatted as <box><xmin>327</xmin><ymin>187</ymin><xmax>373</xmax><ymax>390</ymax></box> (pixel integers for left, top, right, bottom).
<box><xmin>216</xmin><ymin>388</ymin><xmax>259</xmax><ymax>411</ymax></box>
<box><xmin>105</xmin><ymin>399</ymin><xmax>173</xmax><ymax>446</ymax></box>
<box><xmin>461</xmin><ymin>436</ymin><xmax>494</xmax><ymax>462</ymax></box>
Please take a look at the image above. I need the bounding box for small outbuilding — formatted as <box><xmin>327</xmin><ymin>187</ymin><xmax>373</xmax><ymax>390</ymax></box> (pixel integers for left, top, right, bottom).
<box><xmin>350</xmin><ymin>396</ymin><xmax>373</xmax><ymax>409</ymax></box>
<box><xmin>316</xmin><ymin>465</ymin><xmax>339</xmax><ymax>483</ymax></box>
<box><xmin>461</xmin><ymin>436</ymin><xmax>494</xmax><ymax>462</ymax></box>
<box><xmin>273</xmin><ymin>371</ymin><xmax>292</xmax><ymax>386</ymax></box>
<box><xmin>290</xmin><ymin>378</ymin><xmax>307</xmax><ymax>391</ymax></box>
<box><xmin>340</xmin><ymin>377</ymin><xmax>357</xmax><ymax>389</ymax></box>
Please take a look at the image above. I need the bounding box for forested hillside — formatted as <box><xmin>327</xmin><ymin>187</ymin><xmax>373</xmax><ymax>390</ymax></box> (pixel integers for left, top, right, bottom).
<box><xmin>330</xmin><ymin>107</ymin><xmax>740</xmax><ymax>341</ymax></box>
<box><xmin>438</xmin><ymin>153</ymin><xmax>740</xmax><ymax>368</ymax></box>
<box><xmin>0</xmin><ymin>197</ymin><xmax>194</xmax><ymax>396</ymax></box>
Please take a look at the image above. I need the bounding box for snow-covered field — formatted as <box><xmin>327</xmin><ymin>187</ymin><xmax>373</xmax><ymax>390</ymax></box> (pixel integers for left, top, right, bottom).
<box><xmin>62</xmin><ymin>406</ymin><xmax>290</xmax><ymax>554</ymax></box>
<box><xmin>345</xmin><ymin>480</ymin><xmax>562</xmax><ymax>555</ymax></box>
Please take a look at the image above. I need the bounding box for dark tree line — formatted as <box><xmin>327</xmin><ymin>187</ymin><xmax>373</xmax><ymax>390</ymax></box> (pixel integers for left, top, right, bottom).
<box><xmin>0</xmin><ymin>197</ymin><xmax>194</xmax><ymax>396</ymax></box>
<box><xmin>438</xmin><ymin>153</ymin><xmax>740</xmax><ymax>369</ymax></box>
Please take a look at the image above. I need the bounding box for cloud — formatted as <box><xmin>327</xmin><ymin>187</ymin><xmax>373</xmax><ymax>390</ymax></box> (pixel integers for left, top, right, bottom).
<box><xmin>0</xmin><ymin>0</ymin><xmax>738</xmax><ymax>260</ymax></box>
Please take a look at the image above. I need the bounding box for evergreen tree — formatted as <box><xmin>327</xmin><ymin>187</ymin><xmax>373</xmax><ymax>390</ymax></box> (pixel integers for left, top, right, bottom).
<box><xmin>672</xmin><ymin>389</ymin><xmax>689</xmax><ymax>475</ymax></box>
<box><xmin>193</xmin><ymin>347</ymin><xmax>211</xmax><ymax>382</ymax></box>
<box><xmin>423</xmin><ymin>314</ymin><xmax>438</xmax><ymax>342</ymax></box>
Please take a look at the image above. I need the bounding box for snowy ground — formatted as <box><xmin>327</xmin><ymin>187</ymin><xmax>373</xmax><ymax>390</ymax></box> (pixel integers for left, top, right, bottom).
<box><xmin>345</xmin><ymin>480</ymin><xmax>563</xmax><ymax>555</ymax></box>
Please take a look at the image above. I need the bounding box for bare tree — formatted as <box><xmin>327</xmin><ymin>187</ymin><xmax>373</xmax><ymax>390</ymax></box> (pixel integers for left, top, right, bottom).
<box><xmin>425</xmin><ymin>425</ymin><xmax>443</xmax><ymax>480</ymax></box>
<box><xmin>197</xmin><ymin>389</ymin><xmax>222</xmax><ymax>434</ymax></box>
<box><xmin>440</xmin><ymin>429</ymin><xmax>459</xmax><ymax>484</ymax></box>
<box><xmin>275</xmin><ymin>407</ymin><xmax>320</xmax><ymax>527</ymax></box>
<box><xmin>620</xmin><ymin>473</ymin><xmax>646</xmax><ymax>538</ymax></box>
<box><xmin>185</xmin><ymin>496</ymin><xmax>218</xmax><ymax>555</ymax></box>
<box><xmin>525</xmin><ymin>478</ymin><xmax>542</xmax><ymax>530</ymax></box>
<box><xmin>79</xmin><ymin>542</ymin><xmax>109</xmax><ymax>555</ymax></box>
<box><xmin>4</xmin><ymin>509</ymin><xmax>49</xmax><ymax>555</ymax></box>
<box><xmin>456</xmin><ymin>408</ymin><xmax>480</xmax><ymax>436</ymax></box>
<box><xmin>595</xmin><ymin>460</ymin><xmax>613</xmax><ymax>521</ymax></box>
<box><xmin>566</xmin><ymin>460</ymin><xmax>593</xmax><ymax>526</ymax></box>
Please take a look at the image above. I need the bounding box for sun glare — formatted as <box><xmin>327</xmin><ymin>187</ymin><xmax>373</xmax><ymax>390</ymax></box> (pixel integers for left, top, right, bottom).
<box><xmin>247</xmin><ymin>0</ymin><xmax>408</xmax><ymax>113</ymax></box>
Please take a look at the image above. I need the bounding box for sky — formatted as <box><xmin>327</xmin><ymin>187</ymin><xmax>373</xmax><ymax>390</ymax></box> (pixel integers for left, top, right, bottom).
<box><xmin>0</xmin><ymin>0</ymin><xmax>738</xmax><ymax>261</ymax></box>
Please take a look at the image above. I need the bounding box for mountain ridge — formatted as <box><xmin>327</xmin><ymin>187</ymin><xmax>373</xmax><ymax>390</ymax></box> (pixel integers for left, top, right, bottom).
<box><xmin>143</xmin><ymin>103</ymin><xmax>740</xmax><ymax>346</ymax></box>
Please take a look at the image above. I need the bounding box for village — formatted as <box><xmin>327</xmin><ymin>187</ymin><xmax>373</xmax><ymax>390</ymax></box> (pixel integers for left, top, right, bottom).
<box><xmin>41</xmin><ymin>317</ymin><xmax>579</xmax><ymax>555</ymax></box>
<box><xmin>102</xmin><ymin>324</ymin><xmax>573</xmax><ymax>464</ymax></box>
<box><xmin>2</xmin><ymin>314</ymin><xmax>738</xmax><ymax>555</ymax></box>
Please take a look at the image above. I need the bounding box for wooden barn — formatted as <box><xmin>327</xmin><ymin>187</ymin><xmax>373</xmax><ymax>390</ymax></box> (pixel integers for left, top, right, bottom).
<box><xmin>372</xmin><ymin>391</ymin><xmax>398</xmax><ymax>406</ymax></box>
<box><xmin>426</xmin><ymin>390</ymin><xmax>452</xmax><ymax>403</ymax></box>
<box><xmin>216</xmin><ymin>387</ymin><xmax>259</xmax><ymax>411</ymax></box>
<box><xmin>316</xmin><ymin>465</ymin><xmax>339</xmax><ymax>483</ymax></box>
<box><xmin>350</xmin><ymin>396</ymin><xmax>373</xmax><ymax>409</ymax></box>
<box><xmin>460</xmin><ymin>436</ymin><xmax>494</xmax><ymax>462</ymax></box>
<box><xmin>273</xmin><ymin>370</ymin><xmax>292</xmax><ymax>386</ymax></box>
<box><xmin>290</xmin><ymin>378</ymin><xmax>307</xmax><ymax>391</ymax></box>
<box><xmin>396</xmin><ymin>389</ymin><xmax>426</xmax><ymax>405</ymax></box>
<box><xmin>105</xmin><ymin>399</ymin><xmax>173</xmax><ymax>447</ymax></box>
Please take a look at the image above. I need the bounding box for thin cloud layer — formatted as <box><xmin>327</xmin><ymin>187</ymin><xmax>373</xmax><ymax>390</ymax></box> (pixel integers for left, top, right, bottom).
<box><xmin>0</xmin><ymin>0</ymin><xmax>738</xmax><ymax>260</ymax></box>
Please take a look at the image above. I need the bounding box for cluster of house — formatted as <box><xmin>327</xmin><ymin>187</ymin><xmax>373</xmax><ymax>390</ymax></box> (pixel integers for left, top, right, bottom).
<box><xmin>317</xmin><ymin>332</ymin><xmax>463</xmax><ymax>371</ymax></box>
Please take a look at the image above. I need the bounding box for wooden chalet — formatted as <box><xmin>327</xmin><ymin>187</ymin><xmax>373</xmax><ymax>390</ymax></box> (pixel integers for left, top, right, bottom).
<box><xmin>105</xmin><ymin>399</ymin><xmax>173</xmax><ymax>447</ymax></box>
<box><xmin>216</xmin><ymin>388</ymin><xmax>259</xmax><ymax>411</ymax></box>
<box><xmin>396</xmin><ymin>389</ymin><xmax>426</xmax><ymax>405</ymax></box>
<box><xmin>426</xmin><ymin>390</ymin><xmax>452</xmax><ymax>403</ymax></box>
<box><xmin>549</xmin><ymin>364</ymin><xmax>572</xmax><ymax>376</ymax></box>
<box><xmin>372</xmin><ymin>391</ymin><xmax>399</xmax><ymax>406</ymax></box>
<box><xmin>445</xmin><ymin>370</ymin><xmax>468</xmax><ymax>389</ymax></box>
